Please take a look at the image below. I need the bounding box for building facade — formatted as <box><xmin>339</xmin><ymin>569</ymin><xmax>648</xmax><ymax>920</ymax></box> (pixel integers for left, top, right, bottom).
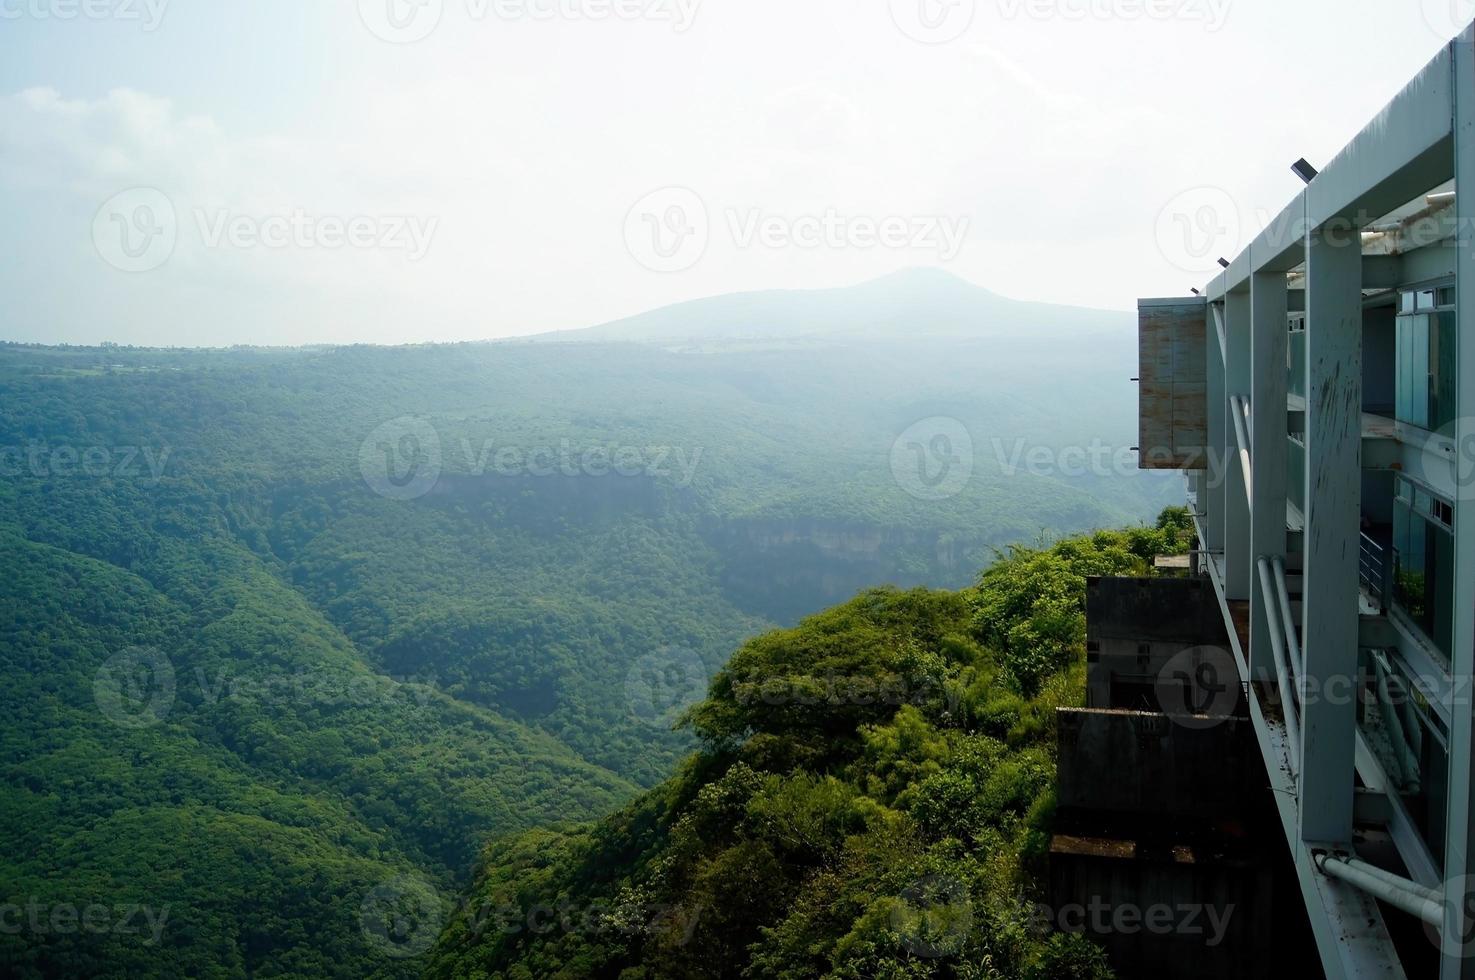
<box><xmin>1138</xmin><ymin>23</ymin><xmax>1475</xmax><ymax>980</ymax></box>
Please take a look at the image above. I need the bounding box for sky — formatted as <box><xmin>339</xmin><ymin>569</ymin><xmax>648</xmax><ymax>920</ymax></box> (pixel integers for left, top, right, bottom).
<box><xmin>0</xmin><ymin>0</ymin><xmax>1469</xmax><ymax>347</ymax></box>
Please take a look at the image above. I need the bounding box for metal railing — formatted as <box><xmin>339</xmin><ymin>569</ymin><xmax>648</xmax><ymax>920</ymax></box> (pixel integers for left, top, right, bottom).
<box><xmin>1256</xmin><ymin>555</ymin><xmax>1303</xmax><ymax>775</ymax></box>
<box><xmin>1359</xmin><ymin>531</ymin><xmax>1391</xmax><ymax>612</ymax></box>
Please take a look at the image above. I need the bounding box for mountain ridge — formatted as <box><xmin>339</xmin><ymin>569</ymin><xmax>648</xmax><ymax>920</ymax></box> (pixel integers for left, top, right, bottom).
<box><xmin>532</xmin><ymin>269</ymin><xmax>1132</xmax><ymax>346</ymax></box>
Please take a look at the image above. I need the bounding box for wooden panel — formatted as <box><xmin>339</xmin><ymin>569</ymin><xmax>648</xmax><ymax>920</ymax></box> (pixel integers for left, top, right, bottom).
<box><xmin>1138</xmin><ymin>299</ymin><xmax>1209</xmax><ymax>469</ymax></box>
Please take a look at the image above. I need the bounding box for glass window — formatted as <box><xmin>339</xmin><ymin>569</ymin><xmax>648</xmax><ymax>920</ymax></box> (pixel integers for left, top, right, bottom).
<box><xmin>1288</xmin><ymin>327</ymin><xmax>1307</xmax><ymax>400</ymax></box>
<box><xmin>1393</xmin><ymin>478</ymin><xmax>1456</xmax><ymax>661</ymax></box>
<box><xmin>1396</xmin><ymin>310</ymin><xmax>1459</xmax><ymax>432</ymax></box>
<box><xmin>1287</xmin><ymin>438</ymin><xmax>1305</xmax><ymax>515</ymax></box>
<box><xmin>1358</xmin><ymin>650</ymin><xmax>1449</xmax><ymax>865</ymax></box>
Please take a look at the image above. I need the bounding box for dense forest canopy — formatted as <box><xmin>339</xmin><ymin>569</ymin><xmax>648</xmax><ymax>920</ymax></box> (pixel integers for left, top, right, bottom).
<box><xmin>428</xmin><ymin>512</ymin><xmax>1194</xmax><ymax>979</ymax></box>
<box><xmin>0</xmin><ymin>303</ymin><xmax>1175</xmax><ymax>978</ymax></box>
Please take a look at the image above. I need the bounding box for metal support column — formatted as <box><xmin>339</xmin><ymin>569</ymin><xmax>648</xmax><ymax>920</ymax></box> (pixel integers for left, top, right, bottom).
<box><xmin>1206</xmin><ymin>302</ymin><xmax>1227</xmax><ymax>558</ymax></box>
<box><xmin>1299</xmin><ymin>223</ymin><xmax>1362</xmax><ymax>846</ymax></box>
<box><xmin>1225</xmin><ymin>289</ymin><xmax>1253</xmax><ymax>602</ymax></box>
<box><xmin>1250</xmin><ymin>270</ymin><xmax>1290</xmax><ymax>683</ymax></box>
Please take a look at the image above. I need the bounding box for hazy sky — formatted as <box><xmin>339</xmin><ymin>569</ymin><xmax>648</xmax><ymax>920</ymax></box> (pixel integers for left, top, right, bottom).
<box><xmin>0</xmin><ymin>0</ymin><xmax>1467</xmax><ymax>346</ymax></box>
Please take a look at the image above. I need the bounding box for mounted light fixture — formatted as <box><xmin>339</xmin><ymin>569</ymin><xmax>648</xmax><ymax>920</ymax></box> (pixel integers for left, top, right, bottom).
<box><xmin>1291</xmin><ymin>158</ymin><xmax>1319</xmax><ymax>184</ymax></box>
<box><xmin>1217</xmin><ymin>257</ymin><xmax>1231</xmax><ymax>269</ymax></box>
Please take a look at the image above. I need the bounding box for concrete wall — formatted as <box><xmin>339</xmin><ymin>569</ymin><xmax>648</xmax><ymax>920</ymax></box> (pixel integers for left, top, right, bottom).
<box><xmin>1051</xmin><ymin>708</ymin><xmax>1321</xmax><ymax>980</ymax></box>
<box><xmin>1056</xmin><ymin>708</ymin><xmax>1257</xmax><ymax>822</ymax></box>
<box><xmin>1049</xmin><ymin>837</ymin><xmax>1274</xmax><ymax>980</ymax></box>
<box><xmin>1085</xmin><ymin>577</ymin><xmax>1240</xmax><ymax>713</ymax></box>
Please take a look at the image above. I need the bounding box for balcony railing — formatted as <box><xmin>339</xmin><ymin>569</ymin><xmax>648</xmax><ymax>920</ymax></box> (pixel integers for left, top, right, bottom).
<box><xmin>1360</xmin><ymin>530</ymin><xmax>1392</xmax><ymax>613</ymax></box>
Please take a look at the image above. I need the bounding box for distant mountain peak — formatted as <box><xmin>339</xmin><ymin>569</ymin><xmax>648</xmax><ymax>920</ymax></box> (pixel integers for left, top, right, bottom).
<box><xmin>536</xmin><ymin>268</ymin><xmax>1123</xmax><ymax>346</ymax></box>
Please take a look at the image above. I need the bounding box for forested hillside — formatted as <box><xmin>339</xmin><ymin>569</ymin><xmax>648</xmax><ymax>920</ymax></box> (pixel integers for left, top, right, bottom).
<box><xmin>427</xmin><ymin>512</ymin><xmax>1193</xmax><ymax>979</ymax></box>
<box><xmin>0</xmin><ymin>278</ymin><xmax>1174</xmax><ymax>976</ymax></box>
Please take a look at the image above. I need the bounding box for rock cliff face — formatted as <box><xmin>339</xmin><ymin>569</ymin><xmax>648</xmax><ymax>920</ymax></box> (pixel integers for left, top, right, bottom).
<box><xmin>702</xmin><ymin>517</ymin><xmax>989</xmax><ymax>623</ymax></box>
<box><xmin>399</xmin><ymin>474</ymin><xmax>989</xmax><ymax>624</ymax></box>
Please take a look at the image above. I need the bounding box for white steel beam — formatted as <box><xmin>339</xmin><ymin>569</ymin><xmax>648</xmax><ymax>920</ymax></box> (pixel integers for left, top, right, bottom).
<box><xmin>1204</xmin><ymin>556</ymin><xmax>1406</xmax><ymax>979</ymax></box>
<box><xmin>1205</xmin><ymin>302</ymin><xmax>1227</xmax><ymax>556</ymax></box>
<box><xmin>1250</xmin><ymin>270</ymin><xmax>1290</xmax><ymax>684</ymax></box>
<box><xmin>1208</xmin><ymin>42</ymin><xmax>1456</xmax><ymax>297</ymax></box>
<box><xmin>1225</xmin><ymin>289</ymin><xmax>1253</xmax><ymax>602</ymax></box>
<box><xmin>1299</xmin><ymin>225</ymin><xmax>1361</xmax><ymax>846</ymax></box>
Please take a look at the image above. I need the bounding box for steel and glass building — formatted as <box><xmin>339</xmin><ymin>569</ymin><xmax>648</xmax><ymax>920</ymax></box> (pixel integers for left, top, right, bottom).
<box><xmin>1138</xmin><ymin>21</ymin><xmax>1475</xmax><ymax>979</ymax></box>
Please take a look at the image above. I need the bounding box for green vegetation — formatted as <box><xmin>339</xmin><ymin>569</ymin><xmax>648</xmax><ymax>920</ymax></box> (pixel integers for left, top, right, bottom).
<box><xmin>427</xmin><ymin>511</ymin><xmax>1193</xmax><ymax>979</ymax></box>
<box><xmin>0</xmin><ymin>323</ymin><xmax>1176</xmax><ymax>976</ymax></box>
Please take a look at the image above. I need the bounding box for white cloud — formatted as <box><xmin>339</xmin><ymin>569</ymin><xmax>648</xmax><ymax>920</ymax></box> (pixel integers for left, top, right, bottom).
<box><xmin>0</xmin><ymin>1</ymin><xmax>1461</xmax><ymax>344</ymax></box>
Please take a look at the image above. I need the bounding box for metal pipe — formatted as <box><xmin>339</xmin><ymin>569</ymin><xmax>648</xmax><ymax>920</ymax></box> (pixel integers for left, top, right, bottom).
<box><xmin>1257</xmin><ymin>557</ymin><xmax>1302</xmax><ymax>772</ymax></box>
<box><xmin>1314</xmin><ymin>852</ymin><xmax>1445</xmax><ymax>927</ymax></box>
<box><xmin>1271</xmin><ymin>557</ymin><xmax>1305</xmax><ymax>691</ymax></box>
<box><xmin>1229</xmin><ymin>395</ymin><xmax>1253</xmax><ymax>506</ymax></box>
